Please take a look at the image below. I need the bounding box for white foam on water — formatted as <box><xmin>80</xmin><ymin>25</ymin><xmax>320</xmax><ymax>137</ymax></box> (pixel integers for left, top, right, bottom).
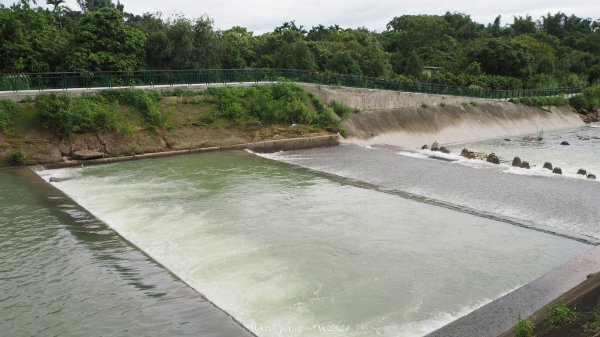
<box><xmin>502</xmin><ymin>166</ymin><xmax>598</xmax><ymax>182</ymax></box>
<box><xmin>395</xmin><ymin>147</ymin><xmax>599</xmax><ymax>184</ymax></box>
<box><xmin>397</xmin><ymin>151</ymin><xmax>429</xmax><ymax>159</ymax></box>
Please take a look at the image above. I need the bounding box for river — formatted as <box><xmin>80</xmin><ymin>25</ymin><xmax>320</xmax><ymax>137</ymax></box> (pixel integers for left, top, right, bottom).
<box><xmin>8</xmin><ymin>148</ymin><xmax>591</xmax><ymax>337</ymax></box>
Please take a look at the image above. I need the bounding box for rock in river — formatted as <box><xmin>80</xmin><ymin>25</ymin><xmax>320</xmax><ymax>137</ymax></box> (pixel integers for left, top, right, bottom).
<box><xmin>512</xmin><ymin>157</ymin><xmax>522</xmax><ymax>167</ymax></box>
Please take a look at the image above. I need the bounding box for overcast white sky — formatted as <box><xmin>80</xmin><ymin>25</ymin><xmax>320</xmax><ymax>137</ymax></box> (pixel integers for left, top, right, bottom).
<box><xmin>2</xmin><ymin>0</ymin><xmax>599</xmax><ymax>33</ymax></box>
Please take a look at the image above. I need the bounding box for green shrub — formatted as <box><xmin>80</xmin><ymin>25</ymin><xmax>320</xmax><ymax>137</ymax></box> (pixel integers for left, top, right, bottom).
<box><xmin>0</xmin><ymin>99</ymin><xmax>19</xmax><ymax>134</ymax></box>
<box><xmin>582</xmin><ymin>310</ymin><xmax>600</xmax><ymax>336</ymax></box>
<box><xmin>510</xmin><ymin>95</ymin><xmax>568</xmax><ymax>107</ymax></box>
<box><xmin>570</xmin><ymin>94</ymin><xmax>589</xmax><ymax>111</ymax></box>
<box><xmin>37</xmin><ymin>93</ymin><xmax>75</xmax><ymax>136</ymax></box>
<box><xmin>203</xmin><ymin>83</ymin><xmax>338</xmax><ymax>130</ymax></box>
<box><xmin>8</xmin><ymin>149</ymin><xmax>28</xmax><ymax>166</ymax></box>
<box><xmin>547</xmin><ymin>300</ymin><xmax>578</xmax><ymax>327</ymax></box>
<box><xmin>515</xmin><ymin>317</ymin><xmax>534</xmax><ymax>337</ymax></box>
<box><xmin>99</xmin><ymin>89</ymin><xmax>167</xmax><ymax>130</ymax></box>
<box><xmin>330</xmin><ymin>100</ymin><xmax>358</xmax><ymax>119</ymax></box>
<box><xmin>37</xmin><ymin>93</ymin><xmax>120</xmax><ymax>136</ymax></box>
<box><xmin>570</xmin><ymin>84</ymin><xmax>600</xmax><ymax>111</ymax></box>
<box><xmin>429</xmin><ymin>71</ymin><xmax>523</xmax><ymax>90</ymax></box>
<box><xmin>0</xmin><ymin>75</ymin><xmax>30</xmax><ymax>91</ymax></box>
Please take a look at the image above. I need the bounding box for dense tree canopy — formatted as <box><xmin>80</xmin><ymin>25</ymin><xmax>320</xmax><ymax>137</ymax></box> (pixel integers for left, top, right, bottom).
<box><xmin>0</xmin><ymin>1</ymin><xmax>599</xmax><ymax>89</ymax></box>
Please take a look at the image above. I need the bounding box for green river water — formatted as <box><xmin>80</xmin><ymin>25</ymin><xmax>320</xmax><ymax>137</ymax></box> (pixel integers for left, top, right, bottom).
<box><xmin>1</xmin><ymin>151</ymin><xmax>591</xmax><ymax>337</ymax></box>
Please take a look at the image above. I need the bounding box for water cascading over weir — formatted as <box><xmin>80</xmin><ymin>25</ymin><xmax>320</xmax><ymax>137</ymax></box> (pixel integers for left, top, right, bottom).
<box><xmin>300</xmin><ymin>84</ymin><xmax>584</xmax><ymax>148</ymax></box>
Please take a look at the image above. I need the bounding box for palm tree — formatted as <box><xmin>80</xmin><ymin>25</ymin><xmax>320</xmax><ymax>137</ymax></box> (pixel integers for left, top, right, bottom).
<box><xmin>20</xmin><ymin>0</ymin><xmax>37</xmax><ymax>6</ymax></box>
<box><xmin>46</xmin><ymin>0</ymin><xmax>65</xmax><ymax>12</ymax></box>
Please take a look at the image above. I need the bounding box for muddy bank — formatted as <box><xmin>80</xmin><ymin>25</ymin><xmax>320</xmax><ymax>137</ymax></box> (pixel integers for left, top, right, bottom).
<box><xmin>301</xmin><ymin>84</ymin><xmax>584</xmax><ymax>148</ymax></box>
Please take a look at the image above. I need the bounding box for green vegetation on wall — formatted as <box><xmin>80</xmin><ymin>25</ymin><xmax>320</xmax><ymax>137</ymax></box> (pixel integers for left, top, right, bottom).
<box><xmin>10</xmin><ymin>83</ymin><xmax>341</xmax><ymax>139</ymax></box>
<box><xmin>509</xmin><ymin>94</ymin><xmax>568</xmax><ymax>107</ymax></box>
<box><xmin>515</xmin><ymin>317</ymin><xmax>535</xmax><ymax>337</ymax></box>
<box><xmin>0</xmin><ymin>99</ymin><xmax>19</xmax><ymax>133</ymax></box>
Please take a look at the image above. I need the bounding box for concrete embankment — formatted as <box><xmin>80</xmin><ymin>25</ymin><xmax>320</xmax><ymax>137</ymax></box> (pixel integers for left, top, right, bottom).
<box><xmin>301</xmin><ymin>84</ymin><xmax>585</xmax><ymax>148</ymax></box>
<box><xmin>426</xmin><ymin>246</ymin><xmax>600</xmax><ymax>337</ymax></box>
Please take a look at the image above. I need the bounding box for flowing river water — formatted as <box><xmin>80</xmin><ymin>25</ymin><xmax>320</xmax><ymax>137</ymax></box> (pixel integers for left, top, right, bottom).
<box><xmin>4</xmin><ymin>138</ymin><xmax>595</xmax><ymax>336</ymax></box>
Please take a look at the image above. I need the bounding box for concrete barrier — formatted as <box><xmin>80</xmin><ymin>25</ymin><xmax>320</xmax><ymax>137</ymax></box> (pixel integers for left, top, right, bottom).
<box><xmin>300</xmin><ymin>83</ymin><xmax>584</xmax><ymax>148</ymax></box>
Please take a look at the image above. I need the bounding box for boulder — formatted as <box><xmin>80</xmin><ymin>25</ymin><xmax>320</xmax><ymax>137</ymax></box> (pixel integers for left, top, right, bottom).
<box><xmin>431</xmin><ymin>141</ymin><xmax>439</xmax><ymax>152</ymax></box>
<box><xmin>588</xmin><ymin>174</ymin><xmax>596</xmax><ymax>180</ymax></box>
<box><xmin>72</xmin><ymin>150</ymin><xmax>104</xmax><ymax>160</ymax></box>
<box><xmin>560</xmin><ymin>141</ymin><xmax>570</xmax><ymax>146</ymax></box>
<box><xmin>486</xmin><ymin>153</ymin><xmax>500</xmax><ymax>165</ymax></box>
<box><xmin>520</xmin><ymin>161</ymin><xmax>530</xmax><ymax>169</ymax></box>
<box><xmin>421</xmin><ymin>144</ymin><xmax>429</xmax><ymax>150</ymax></box>
<box><xmin>577</xmin><ymin>169</ymin><xmax>587</xmax><ymax>175</ymax></box>
<box><xmin>504</xmin><ymin>139</ymin><xmax>511</xmax><ymax>141</ymax></box>
<box><xmin>553</xmin><ymin>167</ymin><xmax>562</xmax><ymax>175</ymax></box>
<box><xmin>461</xmin><ymin>148</ymin><xmax>469</xmax><ymax>156</ymax></box>
<box><xmin>511</xmin><ymin>157</ymin><xmax>522</xmax><ymax>167</ymax></box>
<box><xmin>439</xmin><ymin>146</ymin><xmax>450</xmax><ymax>154</ymax></box>
<box><xmin>543</xmin><ymin>162</ymin><xmax>553</xmax><ymax>170</ymax></box>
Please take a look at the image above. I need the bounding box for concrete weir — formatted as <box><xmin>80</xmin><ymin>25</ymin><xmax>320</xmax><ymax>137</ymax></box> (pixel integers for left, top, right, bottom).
<box><xmin>300</xmin><ymin>84</ymin><xmax>584</xmax><ymax>148</ymax></box>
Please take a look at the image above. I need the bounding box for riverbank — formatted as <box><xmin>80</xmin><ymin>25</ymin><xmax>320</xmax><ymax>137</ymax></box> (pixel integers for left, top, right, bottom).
<box><xmin>40</xmin><ymin>134</ymin><xmax>339</xmax><ymax>169</ymax></box>
<box><xmin>0</xmin><ymin>84</ymin><xmax>343</xmax><ymax>167</ymax></box>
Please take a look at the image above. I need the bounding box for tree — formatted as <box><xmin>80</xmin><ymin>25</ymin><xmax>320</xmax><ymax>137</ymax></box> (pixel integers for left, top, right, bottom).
<box><xmin>65</xmin><ymin>7</ymin><xmax>146</xmax><ymax>71</ymax></box>
<box><xmin>511</xmin><ymin>16</ymin><xmax>537</xmax><ymax>35</ymax></box>
<box><xmin>0</xmin><ymin>8</ymin><xmax>31</xmax><ymax>72</ymax></box>
<box><xmin>221</xmin><ymin>26</ymin><xmax>256</xmax><ymax>69</ymax></box>
<box><xmin>512</xmin><ymin>34</ymin><xmax>556</xmax><ymax>72</ymax></box>
<box><xmin>46</xmin><ymin>0</ymin><xmax>65</xmax><ymax>12</ymax></box>
<box><xmin>404</xmin><ymin>51</ymin><xmax>424</xmax><ymax>77</ymax></box>
<box><xmin>488</xmin><ymin>15</ymin><xmax>503</xmax><ymax>37</ymax></box>
<box><xmin>255</xmin><ymin>25</ymin><xmax>316</xmax><ymax>70</ymax></box>
<box><xmin>191</xmin><ymin>16</ymin><xmax>222</xmax><ymax>69</ymax></box>
<box><xmin>76</xmin><ymin>0</ymin><xmax>114</xmax><ymax>13</ymax></box>
<box><xmin>443</xmin><ymin>12</ymin><xmax>484</xmax><ymax>41</ymax></box>
<box><xmin>385</xmin><ymin>15</ymin><xmax>452</xmax><ymax>52</ymax></box>
<box><xmin>468</xmin><ymin>38</ymin><xmax>534</xmax><ymax>78</ymax></box>
<box><xmin>384</xmin><ymin>15</ymin><xmax>460</xmax><ymax>72</ymax></box>
<box><xmin>0</xmin><ymin>6</ymin><xmax>65</xmax><ymax>72</ymax></box>
<box><xmin>327</xmin><ymin>51</ymin><xmax>362</xmax><ymax>75</ymax></box>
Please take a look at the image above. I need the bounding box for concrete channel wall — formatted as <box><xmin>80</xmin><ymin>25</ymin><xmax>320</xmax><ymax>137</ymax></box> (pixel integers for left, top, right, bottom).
<box><xmin>426</xmin><ymin>246</ymin><xmax>600</xmax><ymax>337</ymax></box>
<box><xmin>43</xmin><ymin>135</ymin><xmax>339</xmax><ymax>169</ymax></box>
<box><xmin>300</xmin><ymin>83</ymin><xmax>585</xmax><ymax>149</ymax></box>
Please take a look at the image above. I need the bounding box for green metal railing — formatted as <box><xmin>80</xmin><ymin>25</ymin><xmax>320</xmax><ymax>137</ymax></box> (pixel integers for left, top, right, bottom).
<box><xmin>0</xmin><ymin>69</ymin><xmax>585</xmax><ymax>99</ymax></box>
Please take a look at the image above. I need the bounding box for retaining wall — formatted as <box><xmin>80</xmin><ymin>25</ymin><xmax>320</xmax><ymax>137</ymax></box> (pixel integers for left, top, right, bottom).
<box><xmin>300</xmin><ymin>84</ymin><xmax>585</xmax><ymax>148</ymax></box>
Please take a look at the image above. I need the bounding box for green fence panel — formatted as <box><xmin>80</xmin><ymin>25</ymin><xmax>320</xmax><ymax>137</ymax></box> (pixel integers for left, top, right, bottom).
<box><xmin>0</xmin><ymin>69</ymin><xmax>586</xmax><ymax>100</ymax></box>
